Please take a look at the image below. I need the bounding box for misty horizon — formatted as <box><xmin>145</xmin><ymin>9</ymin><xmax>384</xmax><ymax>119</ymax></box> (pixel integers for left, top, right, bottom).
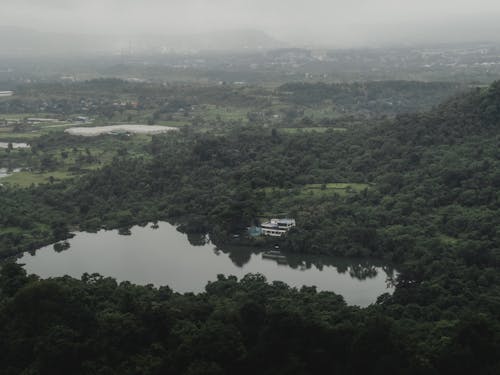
<box><xmin>1</xmin><ymin>0</ymin><xmax>500</xmax><ymax>51</ymax></box>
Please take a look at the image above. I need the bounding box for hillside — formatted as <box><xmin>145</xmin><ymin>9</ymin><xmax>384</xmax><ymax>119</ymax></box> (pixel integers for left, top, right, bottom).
<box><xmin>1</xmin><ymin>81</ymin><xmax>500</xmax><ymax>374</ymax></box>
<box><xmin>278</xmin><ymin>81</ymin><xmax>467</xmax><ymax>114</ymax></box>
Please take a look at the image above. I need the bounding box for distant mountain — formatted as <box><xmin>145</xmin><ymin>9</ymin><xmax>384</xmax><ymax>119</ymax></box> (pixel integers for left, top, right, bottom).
<box><xmin>0</xmin><ymin>26</ymin><xmax>114</xmax><ymax>56</ymax></box>
<box><xmin>0</xmin><ymin>27</ymin><xmax>285</xmax><ymax>57</ymax></box>
<box><xmin>133</xmin><ymin>29</ymin><xmax>285</xmax><ymax>52</ymax></box>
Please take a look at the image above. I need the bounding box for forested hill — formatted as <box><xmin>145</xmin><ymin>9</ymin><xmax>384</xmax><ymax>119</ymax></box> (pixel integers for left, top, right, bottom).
<box><xmin>381</xmin><ymin>81</ymin><xmax>500</xmax><ymax>145</ymax></box>
<box><xmin>1</xmin><ymin>83</ymin><xmax>500</xmax><ymax>373</ymax></box>
<box><xmin>2</xmin><ymin>81</ymin><xmax>500</xmax><ymax>258</ymax></box>
<box><xmin>278</xmin><ymin>80</ymin><xmax>467</xmax><ymax>114</ymax></box>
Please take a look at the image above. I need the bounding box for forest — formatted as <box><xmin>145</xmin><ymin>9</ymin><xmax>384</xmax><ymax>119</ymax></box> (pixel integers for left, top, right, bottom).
<box><xmin>1</xmin><ymin>262</ymin><xmax>498</xmax><ymax>375</ymax></box>
<box><xmin>1</xmin><ymin>80</ymin><xmax>500</xmax><ymax>373</ymax></box>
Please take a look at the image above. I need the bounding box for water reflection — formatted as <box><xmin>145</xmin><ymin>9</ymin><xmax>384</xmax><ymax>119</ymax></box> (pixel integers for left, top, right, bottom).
<box><xmin>53</xmin><ymin>240</ymin><xmax>71</xmax><ymax>253</ymax></box>
<box><xmin>217</xmin><ymin>244</ymin><xmax>396</xmax><ymax>282</ymax></box>
<box><xmin>16</xmin><ymin>222</ymin><xmax>396</xmax><ymax>306</ymax></box>
<box><xmin>215</xmin><ymin>245</ymin><xmax>253</xmax><ymax>267</ymax></box>
<box><xmin>186</xmin><ymin>232</ymin><xmax>210</xmax><ymax>247</ymax></box>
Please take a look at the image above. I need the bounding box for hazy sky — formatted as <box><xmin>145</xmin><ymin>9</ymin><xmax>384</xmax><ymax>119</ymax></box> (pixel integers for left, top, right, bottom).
<box><xmin>4</xmin><ymin>0</ymin><xmax>500</xmax><ymax>46</ymax></box>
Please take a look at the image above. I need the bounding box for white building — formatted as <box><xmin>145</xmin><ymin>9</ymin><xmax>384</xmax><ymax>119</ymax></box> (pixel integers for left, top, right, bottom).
<box><xmin>0</xmin><ymin>91</ymin><xmax>13</xmax><ymax>97</ymax></box>
<box><xmin>261</xmin><ymin>218</ymin><xmax>296</xmax><ymax>237</ymax></box>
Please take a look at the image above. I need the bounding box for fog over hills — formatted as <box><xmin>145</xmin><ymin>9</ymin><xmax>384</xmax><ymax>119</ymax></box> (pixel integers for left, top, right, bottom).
<box><xmin>0</xmin><ymin>27</ymin><xmax>111</xmax><ymax>56</ymax></box>
<box><xmin>2</xmin><ymin>0</ymin><xmax>500</xmax><ymax>52</ymax></box>
<box><xmin>0</xmin><ymin>26</ymin><xmax>284</xmax><ymax>56</ymax></box>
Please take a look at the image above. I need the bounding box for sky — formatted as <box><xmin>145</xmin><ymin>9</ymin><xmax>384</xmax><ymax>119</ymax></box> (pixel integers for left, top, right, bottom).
<box><xmin>3</xmin><ymin>0</ymin><xmax>500</xmax><ymax>47</ymax></box>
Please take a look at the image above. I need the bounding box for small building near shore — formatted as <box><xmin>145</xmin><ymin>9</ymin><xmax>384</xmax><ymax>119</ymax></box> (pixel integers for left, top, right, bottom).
<box><xmin>260</xmin><ymin>218</ymin><xmax>296</xmax><ymax>237</ymax></box>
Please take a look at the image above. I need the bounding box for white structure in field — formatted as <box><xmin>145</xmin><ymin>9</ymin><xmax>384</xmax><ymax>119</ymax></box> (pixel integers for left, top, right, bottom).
<box><xmin>0</xmin><ymin>91</ymin><xmax>13</xmax><ymax>97</ymax></box>
<box><xmin>260</xmin><ymin>218</ymin><xmax>296</xmax><ymax>237</ymax></box>
<box><xmin>65</xmin><ymin>125</ymin><xmax>179</xmax><ymax>137</ymax></box>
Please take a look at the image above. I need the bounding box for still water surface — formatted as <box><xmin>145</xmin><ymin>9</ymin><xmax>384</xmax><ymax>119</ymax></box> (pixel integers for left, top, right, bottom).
<box><xmin>17</xmin><ymin>222</ymin><xmax>396</xmax><ymax>306</ymax></box>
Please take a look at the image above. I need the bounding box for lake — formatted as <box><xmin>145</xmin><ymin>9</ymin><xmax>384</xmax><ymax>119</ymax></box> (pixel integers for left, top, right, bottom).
<box><xmin>17</xmin><ymin>222</ymin><xmax>396</xmax><ymax>306</ymax></box>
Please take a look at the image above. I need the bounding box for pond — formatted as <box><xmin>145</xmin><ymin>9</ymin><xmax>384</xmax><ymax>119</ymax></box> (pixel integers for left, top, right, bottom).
<box><xmin>17</xmin><ymin>222</ymin><xmax>396</xmax><ymax>306</ymax></box>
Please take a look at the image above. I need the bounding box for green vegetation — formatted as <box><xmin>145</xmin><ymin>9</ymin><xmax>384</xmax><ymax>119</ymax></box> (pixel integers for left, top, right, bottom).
<box><xmin>0</xmin><ymin>132</ymin><xmax>154</xmax><ymax>187</ymax></box>
<box><xmin>279</xmin><ymin>81</ymin><xmax>467</xmax><ymax>113</ymax></box>
<box><xmin>2</xmin><ymin>81</ymin><xmax>500</xmax><ymax>259</ymax></box>
<box><xmin>280</xmin><ymin>127</ymin><xmax>347</xmax><ymax>134</ymax></box>
<box><xmin>0</xmin><ymin>131</ymin><xmax>41</xmax><ymax>140</ymax></box>
<box><xmin>260</xmin><ymin>183</ymin><xmax>371</xmax><ymax>215</ymax></box>
<box><xmin>2</xmin><ymin>170</ymin><xmax>71</xmax><ymax>187</ymax></box>
<box><xmin>1</xmin><ymin>263</ymin><xmax>499</xmax><ymax>375</ymax></box>
<box><xmin>0</xmin><ymin>79</ymin><xmax>467</xmax><ymax>139</ymax></box>
<box><xmin>193</xmin><ymin>104</ymin><xmax>249</xmax><ymax>122</ymax></box>
<box><xmin>1</xmin><ymin>78</ymin><xmax>500</xmax><ymax>373</ymax></box>
<box><xmin>262</xmin><ymin>182</ymin><xmax>370</xmax><ymax>195</ymax></box>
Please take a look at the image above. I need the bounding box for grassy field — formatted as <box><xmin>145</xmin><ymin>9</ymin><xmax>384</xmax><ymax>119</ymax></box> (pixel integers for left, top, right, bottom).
<box><xmin>262</xmin><ymin>182</ymin><xmax>371</xmax><ymax>197</ymax></box>
<box><xmin>0</xmin><ymin>113</ymin><xmax>57</xmax><ymax>120</ymax></box>
<box><xmin>0</xmin><ymin>131</ymin><xmax>154</xmax><ymax>187</ymax></box>
<box><xmin>1</xmin><ymin>170</ymin><xmax>73</xmax><ymax>187</ymax></box>
<box><xmin>194</xmin><ymin>105</ymin><xmax>249</xmax><ymax>122</ymax></box>
<box><xmin>280</xmin><ymin>127</ymin><xmax>347</xmax><ymax>134</ymax></box>
<box><xmin>258</xmin><ymin>183</ymin><xmax>372</xmax><ymax>218</ymax></box>
<box><xmin>306</xmin><ymin>182</ymin><xmax>371</xmax><ymax>191</ymax></box>
<box><xmin>303</xmin><ymin>107</ymin><xmax>343</xmax><ymax>119</ymax></box>
<box><xmin>0</xmin><ymin>131</ymin><xmax>41</xmax><ymax>140</ymax></box>
<box><xmin>0</xmin><ymin>226</ymin><xmax>23</xmax><ymax>236</ymax></box>
<box><xmin>0</xmin><ymin>120</ymin><xmax>78</xmax><ymax>142</ymax></box>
